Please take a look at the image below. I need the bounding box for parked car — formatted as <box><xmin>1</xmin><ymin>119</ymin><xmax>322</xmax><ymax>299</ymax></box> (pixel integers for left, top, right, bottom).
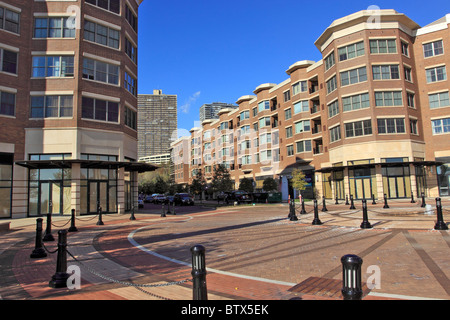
<box><xmin>216</xmin><ymin>191</ymin><xmax>232</xmax><ymax>203</ymax></box>
<box><xmin>144</xmin><ymin>195</ymin><xmax>153</xmax><ymax>203</ymax></box>
<box><xmin>174</xmin><ymin>193</ymin><xmax>195</xmax><ymax>206</ymax></box>
<box><xmin>138</xmin><ymin>198</ymin><xmax>144</xmax><ymax>208</ymax></box>
<box><xmin>229</xmin><ymin>190</ymin><xmax>251</xmax><ymax>203</ymax></box>
<box><xmin>153</xmin><ymin>194</ymin><xmax>167</xmax><ymax>204</ymax></box>
<box><xmin>165</xmin><ymin>195</ymin><xmax>175</xmax><ymax>204</ymax></box>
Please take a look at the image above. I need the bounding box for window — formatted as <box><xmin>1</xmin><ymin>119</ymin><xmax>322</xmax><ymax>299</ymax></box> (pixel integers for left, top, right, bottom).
<box><xmin>328</xmin><ymin>100</ymin><xmax>339</xmax><ymax>118</ymax></box>
<box><xmin>375</xmin><ymin>91</ymin><xmax>403</xmax><ymax>107</ymax></box>
<box><xmin>239</xmin><ymin>110</ymin><xmax>249</xmax><ymax>120</ymax></box>
<box><xmin>125</xmin><ymin>106</ymin><xmax>137</xmax><ymax>130</ymax></box>
<box><xmin>326</xmin><ymin>75</ymin><xmax>337</xmax><ymax>94</ymax></box>
<box><xmin>283</xmin><ymin>90</ymin><xmax>291</xmax><ymax>102</ymax></box>
<box><xmin>125</xmin><ymin>38</ymin><xmax>137</xmax><ymax>64</ymax></box>
<box><xmin>0</xmin><ymin>6</ymin><xmax>19</xmax><ymax>34</ymax></box>
<box><xmin>330</xmin><ymin>126</ymin><xmax>341</xmax><ymax>143</ymax></box>
<box><xmin>0</xmin><ymin>48</ymin><xmax>17</xmax><ymax>75</ymax></box>
<box><xmin>252</xmin><ymin>107</ymin><xmax>257</xmax><ymax>117</ymax></box>
<box><xmin>258</xmin><ymin>100</ymin><xmax>269</xmax><ymax>112</ymax></box>
<box><xmin>377</xmin><ymin>118</ymin><xmax>406</xmax><ymax>134</ymax></box>
<box><xmin>86</xmin><ymin>0</ymin><xmax>121</xmax><ymax>14</ymax></box>
<box><xmin>295</xmin><ymin>120</ymin><xmax>311</xmax><ymax>134</ymax></box>
<box><xmin>260</xmin><ymin>133</ymin><xmax>271</xmax><ymax>145</ymax></box>
<box><xmin>294</xmin><ymin>100</ymin><xmax>308</xmax><ymax>114</ymax></box>
<box><xmin>286</xmin><ymin>126</ymin><xmax>293</xmax><ymax>138</ymax></box>
<box><xmin>407</xmin><ymin>92</ymin><xmax>415</xmax><ymax>108</ymax></box>
<box><xmin>241</xmin><ymin>155</ymin><xmax>252</xmax><ymax>165</ymax></box>
<box><xmin>259</xmin><ymin>117</ymin><xmax>270</xmax><ymax>128</ymax></box>
<box><xmin>404</xmin><ymin>66</ymin><xmax>412</xmax><ymax>82</ymax></box>
<box><xmin>342</xmin><ymin>93</ymin><xmax>370</xmax><ymax>112</ymax></box>
<box><xmin>429</xmin><ymin>92</ymin><xmax>450</xmax><ymax>109</ymax></box>
<box><xmin>372</xmin><ymin>65</ymin><xmax>400</xmax><ymax>80</ymax></box>
<box><xmin>287</xmin><ymin>145</ymin><xmax>294</xmax><ymax>156</ymax></box>
<box><xmin>284</xmin><ymin>108</ymin><xmax>292</xmax><ymax>120</ymax></box>
<box><xmin>0</xmin><ymin>91</ymin><xmax>15</xmax><ymax>116</ymax></box>
<box><xmin>345</xmin><ymin>120</ymin><xmax>372</xmax><ymax>138</ymax></box>
<box><xmin>340</xmin><ymin>67</ymin><xmax>367</xmax><ymax>86</ymax></box>
<box><xmin>296</xmin><ymin>140</ymin><xmax>312</xmax><ymax>153</ymax></box>
<box><xmin>432</xmin><ymin>118</ymin><xmax>450</xmax><ymax>135</ymax></box>
<box><xmin>426</xmin><ymin>66</ymin><xmax>447</xmax><ymax>83</ymax></box>
<box><xmin>401</xmin><ymin>42</ymin><xmax>409</xmax><ymax>56</ymax></box>
<box><xmin>338</xmin><ymin>41</ymin><xmax>365</xmax><ymax>61</ymax></box>
<box><xmin>423</xmin><ymin>40</ymin><xmax>444</xmax><ymax>58</ymax></box>
<box><xmin>124</xmin><ymin>72</ymin><xmax>137</xmax><ymax>95</ymax></box>
<box><xmin>84</xmin><ymin>20</ymin><xmax>120</xmax><ymax>49</ymax></box>
<box><xmin>260</xmin><ymin>150</ymin><xmax>272</xmax><ymax>162</ymax></box>
<box><xmin>125</xmin><ymin>5</ymin><xmax>137</xmax><ymax>32</ymax></box>
<box><xmin>410</xmin><ymin>119</ymin><xmax>418</xmax><ymax>135</ymax></box>
<box><xmin>30</xmin><ymin>95</ymin><xmax>73</xmax><ymax>118</ymax></box>
<box><xmin>32</xmin><ymin>56</ymin><xmax>74</xmax><ymax>78</ymax></box>
<box><xmin>325</xmin><ymin>52</ymin><xmax>335</xmax><ymax>70</ymax></box>
<box><xmin>34</xmin><ymin>17</ymin><xmax>75</xmax><ymax>38</ymax></box>
<box><xmin>369</xmin><ymin>39</ymin><xmax>397</xmax><ymax>54</ymax></box>
<box><xmin>292</xmin><ymin>81</ymin><xmax>307</xmax><ymax>95</ymax></box>
<box><xmin>219</xmin><ymin>121</ymin><xmax>228</xmax><ymax>131</ymax></box>
<box><xmin>81</xmin><ymin>97</ymin><xmax>119</xmax><ymax>123</ymax></box>
<box><xmin>82</xmin><ymin>58</ymin><xmax>119</xmax><ymax>85</ymax></box>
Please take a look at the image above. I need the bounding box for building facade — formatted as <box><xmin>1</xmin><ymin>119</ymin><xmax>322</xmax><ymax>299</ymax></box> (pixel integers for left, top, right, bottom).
<box><xmin>137</xmin><ymin>90</ymin><xmax>177</xmax><ymax>159</ymax></box>
<box><xmin>199</xmin><ymin>102</ymin><xmax>238</xmax><ymax>122</ymax></box>
<box><xmin>171</xmin><ymin>10</ymin><xmax>450</xmax><ymax>201</ymax></box>
<box><xmin>0</xmin><ymin>0</ymin><xmax>155</xmax><ymax>219</ymax></box>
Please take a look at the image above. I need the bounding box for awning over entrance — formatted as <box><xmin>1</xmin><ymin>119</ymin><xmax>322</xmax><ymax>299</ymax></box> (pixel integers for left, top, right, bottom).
<box><xmin>315</xmin><ymin>160</ymin><xmax>443</xmax><ymax>173</ymax></box>
<box><xmin>15</xmin><ymin>159</ymin><xmax>159</xmax><ymax>173</ymax></box>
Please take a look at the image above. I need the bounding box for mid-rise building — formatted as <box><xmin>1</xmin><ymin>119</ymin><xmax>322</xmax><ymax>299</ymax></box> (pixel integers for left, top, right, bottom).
<box><xmin>0</xmin><ymin>0</ymin><xmax>155</xmax><ymax>219</ymax></box>
<box><xmin>137</xmin><ymin>90</ymin><xmax>177</xmax><ymax>159</ymax></box>
<box><xmin>172</xmin><ymin>9</ymin><xmax>450</xmax><ymax>202</ymax></box>
<box><xmin>199</xmin><ymin>102</ymin><xmax>238</xmax><ymax>122</ymax></box>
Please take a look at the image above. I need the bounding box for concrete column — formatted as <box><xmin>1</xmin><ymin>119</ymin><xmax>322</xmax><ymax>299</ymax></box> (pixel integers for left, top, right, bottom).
<box><xmin>11</xmin><ymin>164</ymin><xmax>28</xmax><ymax>219</ymax></box>
<box><xmin>71</xmin><ymin>163</ymin><xmax>81</xmax><ymax>216</ymax></box>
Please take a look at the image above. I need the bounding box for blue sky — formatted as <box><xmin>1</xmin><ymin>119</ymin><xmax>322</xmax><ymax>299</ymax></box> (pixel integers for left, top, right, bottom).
<box><xmin>137</xmin><ymin>0</ymin><xmax>450</xmax><ymax>136</ymax></box>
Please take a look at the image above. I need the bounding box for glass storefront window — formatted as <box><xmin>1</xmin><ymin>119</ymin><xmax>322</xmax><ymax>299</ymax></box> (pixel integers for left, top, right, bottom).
<box><xmin>0</xmin><ymin>154</ymin><xmax>13</xmax><ymax>218</ymax></box>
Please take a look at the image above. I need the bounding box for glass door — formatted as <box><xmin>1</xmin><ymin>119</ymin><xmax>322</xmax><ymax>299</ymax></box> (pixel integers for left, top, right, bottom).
<box><xmin>40</xmin><ymin>182</ymin><xmax>62</xmax><ymax>215</ymax></box>
<box><xmin>89</xmin><ymin>181</ymin><xmax>108</xmax><ymax>213</ymax></box>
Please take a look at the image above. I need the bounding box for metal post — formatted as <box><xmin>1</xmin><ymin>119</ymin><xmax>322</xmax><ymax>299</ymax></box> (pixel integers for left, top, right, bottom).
<box><xmin>345</xmin><ymin>194</ymin><xmax>349</xmax><ymax>205</ymax></box>
<box><xmin>360</xmin><ymin>199</ymin><xmax>372</xmax><ymax>229</ymax></box>
<box><xmin>335</xmin><ymin>196</ymin><xmax>339</xmax><ymax>205</ymax></box>
<box><xmin>300</xmin><ymin>197</ymin><xmax>306</xmax><ymax>214</ymax></box>
<box><xmin>68</xmin><ymin>209</ymin><xmax>78</xmax><ymax>232</ymax></box>
<box><xmin>161</xmin><ymin>203</ymin><xmax>166</xmax><ymax>217</ymax></box>
<box><xmin>312</xmin><ymin>199</ymin><xmax>323</xmax><ymax>225</ymax></box>
<box><xmin>43</xmin><ymin>213</ymin><xmax>55</xmax><ymax>242</ymax></box>
<box><xmin>130</xmin><ymin>205</ymin><xmax>136</xmax><ymax>221</ymax></box>
<box><xmin>322</xmin><ymin>196</ymin><xmax>328</xmax><ymax>212</ymax></box>
<box><xmin>173</xmin><ymin>201</ymin><xmax>176</xmax><ymax>215</ymax></box>
<box><xmin>191</xmin><ymin>245</ymin><xmax>208</xmax><ymax>300</ymax></box>
<box><xmin>49</xmin><ymin>230</ymin><xmax>70</xmax><ymax>288</ymax></box>
<box><xmin>434</xmin><ymin>198</ymin><xmax>449</xmax><ymax>230</ymax></box>
<box><xmin>341</xmin><ymin>254</ymin><xmax>363</xmax><ymax>300</ymax></box>
<box><xmin>96</xmin><ymin>206</ymin><xmax>104</xmax><ymax>225</ymax></box>
<box><xmin>410</xmin><ymin>193</ymin><xmax>416</xmax><ymax>203</ymax></box>
<box><xmin>421</xmin><ymin>192</ymin><xmax>426</xmax><ymax>208</ymax></box>
<box><xmin>383</xmin><ymin>194</ymin><xmax>389</xmax><ymax>209</ymax></box>
<box><xmin>372</xmin><ymin>194</ymin><xmax>376</xmax><ymax>205</ymax></box>
<box><xmin>30</xmin><ymin>218</ymin><xmax>47</xmax><ymax>259</ymax></box>
<box><xmin>349</xmin><ymin>195</ymin><xmax>356</xmax><ymax>210</ymax></box>
<box><xmin>290</xmin><ymin>201</ymin><xmax>298</xmax><ymax>221</ymax></box>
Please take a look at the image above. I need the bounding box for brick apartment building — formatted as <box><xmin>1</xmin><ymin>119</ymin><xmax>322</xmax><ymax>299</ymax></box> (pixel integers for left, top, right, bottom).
<box><xmin>171</xmin><ymin>9</ymin><xmax>450</xmax><ymax>202</ymax></box>
<box><xmin>0</xmin><ymin>0</ymin><xmax>155</xmax><ymax>219</ymax></box>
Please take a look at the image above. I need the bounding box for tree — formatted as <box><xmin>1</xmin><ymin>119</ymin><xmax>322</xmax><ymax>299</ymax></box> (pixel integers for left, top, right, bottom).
<box><xmin>239</xmin><ymin>177</ymin><xmax>254</xmax><ymax>193</ymax></box>
<box><xmin>291</xmin><ymin>169</ymin><xmax>307</xmax><ymax>196</ymax></box>
<box><xmin>262</xmin><ymin>177</ymin><xmax>278</xmax><ymax>192</ymax></box>
<box><xmin>211</xmin><ymin>164</ymin><xmax>233</xmax><ymax>193</ymax></box>
<box><xmin>190</xmin><ymin>169</ymin><xmax>206</xmax><ymax>199</ymax></box>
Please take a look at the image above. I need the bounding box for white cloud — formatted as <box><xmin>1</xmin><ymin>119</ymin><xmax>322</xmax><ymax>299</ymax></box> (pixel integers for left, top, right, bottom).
<box><xmin>180</xmin><ymin>91</ymin><xmax>201</xmax><ymax>114</ymax></box>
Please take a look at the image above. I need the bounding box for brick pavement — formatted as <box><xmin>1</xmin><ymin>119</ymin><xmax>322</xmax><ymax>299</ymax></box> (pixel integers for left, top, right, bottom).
<box><xmin>0</xmin><ymin>198</ymin><xmax>449</xmax><ymax>301</ymax></box>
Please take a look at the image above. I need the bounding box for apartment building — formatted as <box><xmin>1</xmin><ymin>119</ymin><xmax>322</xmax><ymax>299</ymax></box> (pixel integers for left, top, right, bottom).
<box><xmin>137</xmin><ymin>90</ymin><xmax>177</xmax><ymax>159</ymax></box>
<box><xmin>199</xmin><ymin>102</ymin><xmax>238</xmax><ymax>122</ymax></box>
<box><xmin>171</xmin><ymin>9</ymin><xmax>450</xmax><ymax>201</ymax></box>
<box><xmin>0</xmin><ymin>0</ymin><xmax>155</xmax><ymax>219</ymax></box>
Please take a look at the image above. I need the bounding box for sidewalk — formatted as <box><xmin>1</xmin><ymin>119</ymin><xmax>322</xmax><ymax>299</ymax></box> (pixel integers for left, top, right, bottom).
<box><xmin>0</xmin><ymin>198</ymin><xmax>449</xmax><ymax>301</ymax></box>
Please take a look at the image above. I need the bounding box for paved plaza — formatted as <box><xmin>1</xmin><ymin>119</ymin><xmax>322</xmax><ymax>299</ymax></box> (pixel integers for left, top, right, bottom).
<box><xmin>0</xmin><ymin>198</ymin><xmax>449</xmax><ymax>301</ymax></box>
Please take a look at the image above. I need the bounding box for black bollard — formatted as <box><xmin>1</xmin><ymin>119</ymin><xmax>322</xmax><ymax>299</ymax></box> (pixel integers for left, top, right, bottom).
<box><xmin>322</xmin><ymin>196</ymin><xmax>328</xmax><ymax>212</ymax></box>
<box><xmin>161</xmin><ymin>203</ymin><xmax>166</xmax><ymax>217</ymax></box>
<box><xmin>360</xmin><ymin>200</ymin><xmax>373</xmax><ymax>229</ymax></box>
<box><xmin>372</xmin><ymin>194</ymin><xmax>376</xmax><ymax>205</ymax></box>
<box><xmin>410</xmin><ymin>193</ymin><xmax>416</xmax><ymax>203</ymax></box>
<box><xmin>341</xmin><ymin>254</ymin><xmax>363</xmax><ymax>300</ymax></box>
<box><xmin>312</xmin><ymin>199</ymin><xmax>323</xmax><ymax>225</ymax></box>
<box><xmin>345</xmin><ymin>195</ymin><xmax>349</xmax><ymax>205</ymax></box>
<box><xmin>130</xmin><ymin>205</ymin><xmax>136</xmax><ymax>221</ymax></box>
<box><xmin>96</xmin><ymin>206</ymin><xmax>104</xmax><ymax>225</ymax></box>
<box><xmin>191</xmin><ymin>245</ymin><xmax>208</xmax><ymax>300</ymax></box>
<box><xmin>68</xmin><ymin>209</ymin><xmax>78</xmax><ymax>232</ymax></box>
<box><xmin>421</xmin><ymin>192</ymin><xmax>426</xmax><ymax>208</ymax></box>
<box><xmin>30</xmin><ymin>218</ymin><xmax>47</xmax><ymax>259</ymax></box>
<box><xmin>172</xmin><ymin>201</ymin><xmax>176</xmax><ymax>215</ymax></box>
<box><xmin>290</xmin><ymin>201</ymin><xmax>298</xmax><ymax>221</ymax></box>
<box><xmin>335</xmin><ymin>196</ymin><xmax>339</xmax><ymax>205</ymax></box>
<box><xmin>349</xmin><ymin>195</ymin><xmax>356</xmax><ymax>210</ymax></box>
<box><xmin>300</xmin><ymin>198</ymin><xmax>306</xmax><ymax>214</ymax></box>
<box><xmin>434</xmin><ymin>198</ymin><xmax>449</xmax><ymax>230</ymax></box>
<box><xmin>383</xmin><ymin>194</ymin><xmax>389</xmax><ymax>209</ymax></box>
<box><xmin>49</xmin><ymin>230</ymin><xmax>70</xmax><ymax>288</ymax></box>
<box><xmin>43</xmin><ymin>213</ymin><xmax>55</xmax><ymax>242</ymax></box>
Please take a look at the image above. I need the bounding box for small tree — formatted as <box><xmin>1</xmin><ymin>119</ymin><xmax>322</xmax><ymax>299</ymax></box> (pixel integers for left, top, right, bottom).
<box><xmin>239</xmin><ymin>177</ymin><xmax>254</xmax><ymax>193</ymax></box>
<box><xmin>190</xmin><ymin>169</ymin><xmax>206</xmax><ymax>200</ymax></box>
<box><xmin>262</xmin><ymin>177</ymin><xmax>278</xmax><ymax>192</ymax></box>
<box><xmin>211</xmin><ymin>164</ymin><xmax>233</xmax><ymax>194</ymax></box>
<box><xmin>292</xmin><ymin>169</ymin><xmax>307</xmax><ymax>197</ymax></box>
